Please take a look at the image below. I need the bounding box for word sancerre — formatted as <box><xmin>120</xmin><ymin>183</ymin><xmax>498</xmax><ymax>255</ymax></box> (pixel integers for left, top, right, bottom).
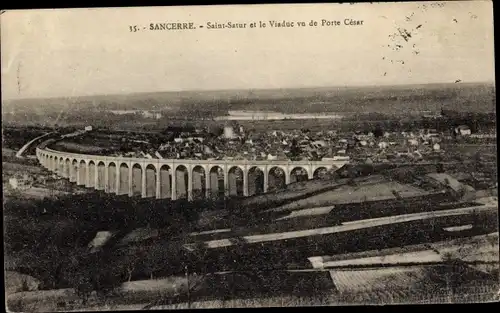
<box><xmin>150</xmin><ymin>22</ymin><xmax>196</xmax><ymax>30</ymax></box>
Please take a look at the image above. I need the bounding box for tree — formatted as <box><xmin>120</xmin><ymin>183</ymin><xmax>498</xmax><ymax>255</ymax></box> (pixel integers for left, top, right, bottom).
<box><xmin>373</xmin><ymin>124</ymin><xmax>384</xmax><ymax>138</ymax></box>
<box><xmin>289</xmin><ymin>139</ymin><xmax>302</xmax><ymax>160</ymax></box>
<box><xmin>473</xmin><ymin>152</ymin><xmax>482</xmax><ymax>171</ymax></box>
<box><xmin>436</xmin><ymin>163</ymin><xmax>445</xmax><ymax>173</ymax></box>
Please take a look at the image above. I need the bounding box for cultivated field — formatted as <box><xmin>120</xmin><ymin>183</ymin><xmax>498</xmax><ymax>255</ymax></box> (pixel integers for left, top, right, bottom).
<box><xmin>50</xmin><ymin>141</ymin><xmax>109</xmax><ymax>154</ymax></box>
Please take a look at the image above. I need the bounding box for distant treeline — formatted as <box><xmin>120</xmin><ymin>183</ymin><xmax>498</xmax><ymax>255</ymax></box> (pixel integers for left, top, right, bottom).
<box><xmin>2</xmin><ymin>126</ymin><xmax>54</xmax><ymax>150</ymax></box>
<box><xmin>3</xmin><ymin>82</ymin><xmax>495</xmax><ymax>124</ymax></box>
<box><xmin>339</xmin><ymin>111</ymin><xmax>496</xmax><ymax>133</ymax></box>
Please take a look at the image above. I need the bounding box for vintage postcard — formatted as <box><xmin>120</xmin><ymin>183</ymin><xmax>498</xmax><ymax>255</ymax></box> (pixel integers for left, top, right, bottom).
<box><xmin>2</xmin><ymin>1</ymin><xmax>498</xmax><ymax>311</ymax></box>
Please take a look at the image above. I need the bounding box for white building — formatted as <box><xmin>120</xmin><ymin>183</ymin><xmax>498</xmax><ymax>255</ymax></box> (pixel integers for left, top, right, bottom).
<box><xmin>9</xmin><ymin>177</ymin><xmax>19</xmax><ymax>189</ymax></box>
<box><xmin>88</xmin><ymin>231</ymin><xmax>115</xmax><ymax>253</ymax></box>
<box><xmin>455</xmin><ymin>125</ymin><xmax>472</xmax><ymax>136</ymax></box>
<box><xmin>378</xmin><ymin>142</ymin><xmax>388</xmax><ymax>149</ymax></box>
<box><xmin>142</xmin><ymin>111</ymin><xmax>163</xmax><ymax>119</ymax></box>
<box><xmin>323</xmin><ymin>156</ymin><xmax>350</xmax><ymax>162</ymax></box>
<box><xmin>223</xmin><ymin>126</ymin><xmax>237</xmax><ymax>139</ymax></box>
<box><xmin>408</xmin><ymin>139</ymin><xmax>419</xmax><ymax>146</ymax></box>
<box><xmin>267</xmin><ymin>153</ymin><xmax>278</xmax><ymax>161</ymax></box>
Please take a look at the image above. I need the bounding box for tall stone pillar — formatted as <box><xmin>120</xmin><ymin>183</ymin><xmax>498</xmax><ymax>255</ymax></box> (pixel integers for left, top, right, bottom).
<box><xmin>115</xmin><ymin>165</ymin><xmax>120</xmax><ymax>194</ymax></box>
<box><xmin>65</xmin><ymin>163</ymin><xmax>69</xmax><ymax>179</ymax></box>
<box><xmin>155</xmin><ymin>168</ymin><xmax>161</xmax><ymax>199</ymax></box>
<box><xmin>79</xmin><ymin>164</ymin><xmax>87</xmax><ymax>186</ymax></box>
<box><xmin>188</xmin><ymin>166</ymin><xmax>193</xmax><ymax>201</ymax></box>
<box><xmin>70</xmin><ymin>164</ymin><xmax>77</xmax><ymax>183</ymax></box>
<box><xmin>76</xmin><ymin>166</ymin><xmax>82</xmax><ymax>185</ymax></box>
<box><xmin>205</xmin><ymin>170</ymin><xmax>211</xmax><ymax>199</ymax></box>
<box><xmin>285</xmin><ymin>167</ymin><xmax>291</xmax><ymax>185</ymax></box>
<box><xmin>263</xmin><ymin>166</ymin><xmax>269</xmax><ymax>193</ymax></box>
<box><xmin>65</xmin><ymin>162</ymin><xmax>70</xmax><ymax>179</ymax></box>
<box><xmin>141</xmin><ymin>168</ymin><xmax>147</xmax><ymax>198</ymax></box>
<box><xmin>128</xmin><ymin>166</ymin><xmax>133</xmax><ymax>197</ymax></box>
<box><xmin>243</xmin><ymin>168</ymin><xmax>249</xmax><ymax>196</ymax></box>
<box><xmin>224</xmin><ymin>167</ymin><xmax>229</xmax><ymax>197</ymax></box>
<box><xmin>85</xmin><ymin>163</ymin><xmax>90</xmax><ymax>187</ymax></box>
<box><xmin>97</xmin><ymin>163</ymin><xmax>102</xmax><ymax>190</ymax></box>
<box><xmin>171</xmin><ymin>166</ymin><xmax>177</xmax><ymax>200</ymax></box>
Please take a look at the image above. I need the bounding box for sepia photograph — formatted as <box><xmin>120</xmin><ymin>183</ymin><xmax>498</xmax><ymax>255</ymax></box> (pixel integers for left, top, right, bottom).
<box><xmin>1</xmin><ymin>1</ymin><xmax>498</xmax><ymax>311</ymax></box>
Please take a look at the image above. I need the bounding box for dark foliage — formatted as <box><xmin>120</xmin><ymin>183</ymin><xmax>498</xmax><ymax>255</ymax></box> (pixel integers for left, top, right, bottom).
<box><xmin>373</xmin><ymin>125</ymin><xmax>384</xmax><ymax>138</ymax></box>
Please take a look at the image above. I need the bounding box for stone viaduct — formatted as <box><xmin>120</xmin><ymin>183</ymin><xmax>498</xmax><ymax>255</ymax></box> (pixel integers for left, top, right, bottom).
<box><xmin>36</xmin><ymin>147</ymin><xmax>349</xmax><ymax>201</ymax></box>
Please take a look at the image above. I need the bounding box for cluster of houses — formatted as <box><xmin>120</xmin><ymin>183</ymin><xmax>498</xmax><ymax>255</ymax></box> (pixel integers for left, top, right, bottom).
<box><xmin>106</xmin><ymin>124</ymin><xmax>474</xmax><ymax>164</ymax></box>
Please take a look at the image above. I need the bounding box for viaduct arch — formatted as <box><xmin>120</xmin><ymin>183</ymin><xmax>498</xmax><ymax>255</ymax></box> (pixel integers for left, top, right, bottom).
<box><xmin>36</xmin><ymin>147</ymin><xmax>349</xmax><ymax>201</ymax></box>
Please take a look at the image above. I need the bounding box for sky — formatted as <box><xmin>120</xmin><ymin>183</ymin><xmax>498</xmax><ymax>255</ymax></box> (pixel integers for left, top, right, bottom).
<box><xmin>1</xmin><ymin>1</ymin><xmax>495</xmax><ymax>100</ymax></box>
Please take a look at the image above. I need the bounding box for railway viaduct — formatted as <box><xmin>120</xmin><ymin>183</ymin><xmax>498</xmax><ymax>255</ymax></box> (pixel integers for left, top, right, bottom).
<box><xmin>36</xmin><ymin>147</ymin><xmax>349</xmax><ymax>201</ymax></box>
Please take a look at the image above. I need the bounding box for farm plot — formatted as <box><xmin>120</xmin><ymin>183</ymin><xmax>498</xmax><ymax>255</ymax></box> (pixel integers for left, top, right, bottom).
<box><xmin>271</xmin><ymin>179</ymin><xmax>428</xmax><ymax>213</ymax></box>
<box><xmin>329</xmin><ymin>267</ymin><xmax>427</xmax><ymax>293</ymax></box>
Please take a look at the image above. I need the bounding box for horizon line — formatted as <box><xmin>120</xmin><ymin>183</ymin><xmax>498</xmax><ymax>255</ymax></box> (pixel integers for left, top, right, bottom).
<box><xmin>2</xmin><ymin>80</ymin><xmax>496</xmax><ymax>102</ymax></box>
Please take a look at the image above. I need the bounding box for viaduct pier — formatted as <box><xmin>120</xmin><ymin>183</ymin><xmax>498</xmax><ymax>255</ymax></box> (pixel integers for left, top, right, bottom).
<box><xmin>36</xmin><ymin>147</ymin><xmax>349</xmax><ymax>201</ymax></box>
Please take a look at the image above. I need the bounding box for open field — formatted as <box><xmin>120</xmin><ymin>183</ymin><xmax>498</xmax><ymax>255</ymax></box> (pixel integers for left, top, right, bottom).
<box><xmin>2</xmin><ymin>82</ymin><xmax>496</xmax><ymax>132</ymax></box>
<box><xmin>310</xmin><ymin>232</ymin><xmax>499</xmax><ymax>264</ymax></box>
<box><xmin>4</xmin><ymin>196</ymin><xmax>498</xmax><ymax>311</ymax></box>
<box><xmin>50</xmin><ymin>141</ymin><xmax>109</xmax><ymax>154</ymax></box>
<box><xmin>8</xmin><ymin>187</ymin><xmax>75</xmax><ymax>200</ymax></box>
<box><xmin>3</xmin><ymin>161</ymin><xmax>45</xmax><ymax>177</ymax></box>
<box><xmin>186</xmin><ymin>205</ymin><xmax>498</xmax><ymax>249</ymax></box>
<box><xmin>7</xmin><ymin>265</ymin><xmax>499</xmax><ymax>311</ymax></box>
<box><xmin>269</xmin><ymin>180</ymin><xmax>429</xmax><ymax>213</ymax></box>
<box><xmin>5</xmin><ymin>185</ymin><xmax>497</xmax><ymax>290</ymax></box>
<box><xmin>3</xmin><ymin>82</ymin><xmax>495</xmax><ymax>115</ymax></box>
